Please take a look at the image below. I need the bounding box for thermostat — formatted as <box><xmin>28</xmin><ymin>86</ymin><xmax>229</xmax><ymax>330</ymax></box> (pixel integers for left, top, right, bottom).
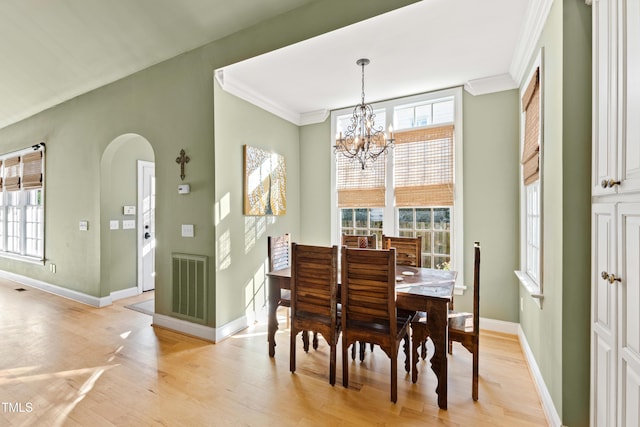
<box><xmin>178</xmin><ymin>184</ymin><xmax>190</xmax><ymax>194</ymax></box>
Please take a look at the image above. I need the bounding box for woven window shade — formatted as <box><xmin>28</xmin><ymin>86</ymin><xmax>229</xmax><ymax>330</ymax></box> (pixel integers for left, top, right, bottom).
<box><xmin>522</xmin><ymin>68</ymin><xmax>540</xmax><ymax>185</ymax></box>
<box><xmin>335</xmin><ymin>145</ymin><xmax>386</xmax><ymax>207</ymax></box>
<box><xmin>22</xmin><ymin>151</ymin><xmax>43</xmax><ymax>189</ymax></box>
<box><xmin>4</xmin><ymin>156</ymin><xmax>20</xmax><ymax>191</ymax></box>
<box><xmin>394</xmin><ymin>125</ymin><xmax>454</xmax><ymax>207</ymax></box>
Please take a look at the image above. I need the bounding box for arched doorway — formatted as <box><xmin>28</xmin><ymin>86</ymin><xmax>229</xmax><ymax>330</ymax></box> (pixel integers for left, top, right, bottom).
<box><xmin>100</xmin><ymin>134</ymin><xmax>155</xmax><ymax>297</ymax></box>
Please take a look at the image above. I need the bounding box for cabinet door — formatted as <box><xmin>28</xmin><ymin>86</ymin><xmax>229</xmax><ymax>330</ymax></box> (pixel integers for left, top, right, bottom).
<box><xmin>592</xmin><ymin>203</ymin><xmax>617</xmax><ymax>427</ymax></box>
<box><xmin>617</xmin><ymin>203</ymin><xmax>640</xmax><ymax>426</ymax></box>
<box><xmin>619</xmin><ymin>0</ymin><xmax>640</xmax><ymax>194</ymax></box>
<box><xmin>593</xmin><ymin>0</ymin><xmax>619</xmax><ymax>196</ymax></box>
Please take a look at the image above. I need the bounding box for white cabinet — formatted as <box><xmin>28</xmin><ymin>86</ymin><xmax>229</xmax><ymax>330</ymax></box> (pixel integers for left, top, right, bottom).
<box><xmin>591</xmin><ymin>1</ymin><xmax>640</xmax><ymax>426</ymax></box>
<box><xmin>591</xmin><ymin>203</ymin><xmax>617</xmax><ymax>427</ymax></box>
<box><xmin>592</xmin><ymin>0</ymin><xmax>640</xmax><ymax>197</ymax></box>
<box><xmin>616</xmin><ymin>204</ymin><xmax>640</xmax><ymax>426</ymax></box>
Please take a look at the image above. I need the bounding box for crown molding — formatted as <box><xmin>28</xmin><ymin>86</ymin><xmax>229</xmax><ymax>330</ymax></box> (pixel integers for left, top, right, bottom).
<box><xmin>509</xmin><ymin>0</ymin><xmax>554</xmax><ymax>86</ymax></box>
<box><xmin>464</xmin><ymin>73</ymin><xmax>518</xmax><ymax>96</ymax></box>
<box><xmin>215</xmin><ymin>69</ymin><xmax>303</xmax><ymax>126</ymax></box>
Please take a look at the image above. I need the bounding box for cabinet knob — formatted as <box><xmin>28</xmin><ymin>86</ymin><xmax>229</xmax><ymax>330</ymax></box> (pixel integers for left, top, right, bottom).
<box><xmin>601</xmin><ymin>179</ymin><xmax>621</xmax><ymax>188</ymax></box>
<box><xmin>601</xmin><ymin>271</ymin><xmax>622</xmax><ymax>284</ymax></box>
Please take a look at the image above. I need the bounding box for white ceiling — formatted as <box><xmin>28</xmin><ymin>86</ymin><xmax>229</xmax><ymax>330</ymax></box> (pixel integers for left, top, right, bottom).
<box><xmin>218</xmin><ymin>0</ymin><xmax>531</xmax><ymax>125</ymax></box>
<box><xmin>0</xmin><ymin>0</ymin><xmax>530</xmax><ymax>130</ymax></box>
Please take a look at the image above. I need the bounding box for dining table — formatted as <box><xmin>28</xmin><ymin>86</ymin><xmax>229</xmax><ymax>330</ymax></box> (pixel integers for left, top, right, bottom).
<box><xmin>266</xmin><ymin>264</ymin><xmax>457</xmax><ymax>409</ymax></box>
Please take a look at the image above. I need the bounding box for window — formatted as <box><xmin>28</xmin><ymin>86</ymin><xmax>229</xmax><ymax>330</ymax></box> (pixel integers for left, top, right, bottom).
<box><xmin>0</xmin><ymin>146</ymin><xmax>45</xmax><ymax>262</ymax></box>
<box><xmin>341</xmin><ymin>208</ymin><xmax>383</xmax><ymax>246</ymax></box>
<box><xmin>331</xmin><ymin>88</ymin><xmax>464</xmax><ymax>290</ymax></box>
<box><xmin>516</xmin><ymin>52</ymin><xmax>544</xmax><ymax>303</ymax></box>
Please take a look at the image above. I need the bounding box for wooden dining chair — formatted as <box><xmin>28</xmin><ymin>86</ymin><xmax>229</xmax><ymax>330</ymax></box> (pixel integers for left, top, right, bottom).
<box><xmin>342</xmin><ymin>233</ymin><xmax>378</xmax><ymax>361</ymax></box>
<box><xmin>289</xmin><ymin>243</ymin><xmax>341</xmax><ymax>385</ymax></box>
<box><xmin>411</xmin><ymin>242</ymin><xmax>480</xmax><ymax>398</ymax></box>
<box><xmin>268</xmin><ymin>234</ymin><xmax>317</xmax><ymax>350</ymax></box>
<box><xmin>447</xmin><ymin>241</ymin><xmax>481</xmax><ymax>400</ymax></box>
<box><xmin>268</xmin><ymin>234</ymin><xmax>291</xmax><ymax>325</ymax></box>
<box><xmin>341</xmin><ymin>233</ymin><xmax>377</xmax><ymax>249</ymax></box>
<box><xmin>383</xmin><ymin>235</ymin><xmax>427</xmax><ymax>358</ymax></box>
<box><xmin>341</xmin><ymin>247</ymin><xmax>411</xmax><ymax>403</ymax></box>
<box><xmin>382</xmin><ymin>235</ymin><xmax>422</xmax><ymax>267</ymax></box>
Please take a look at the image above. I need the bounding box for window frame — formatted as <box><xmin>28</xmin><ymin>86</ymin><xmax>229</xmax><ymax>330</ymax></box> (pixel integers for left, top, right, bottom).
<box><xmin>516</xmin><ymin>49</ymin><xmax>544</xmax><ymax>305</ymax></box>
<box><xmin>0</xmin><ymin>145</ymin><xmax>46</xmax><ymax>264</ymax></box>
<box><xmin>330</xmin><ymin>87</ymin><xmax>464</xmax><ymax>292</ymax></box>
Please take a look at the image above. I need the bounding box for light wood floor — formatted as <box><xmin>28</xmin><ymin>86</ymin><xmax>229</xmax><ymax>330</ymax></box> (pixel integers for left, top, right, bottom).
<box><xmin>0</xmin><ymin>278</ymin><xmax>548</xmax><ymax>426</ymax></box>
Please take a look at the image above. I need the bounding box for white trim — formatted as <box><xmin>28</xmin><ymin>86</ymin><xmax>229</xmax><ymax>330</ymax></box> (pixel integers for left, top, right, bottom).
<box><xmin>0</xmin><ymin>269</ymin><xmax>111</xmax><ymax>307</ymax></box>
<box><xmin>464</xmin><ymin>73</ymin><xmax>518</xmax><ymax>96</ymax></box>
<box><xmin>518</xmin><ymin>325</ymin><xmax>563</xmax><ymax>427</ymax></box>
<box><xmin>152</xmin><ymin>313</ymin><xmax>248</xmax><ymax>343</ymax></box>
<box><xmin>480</xmin><ymin>317</ymin><xmax>519</xmax><ymax>335</ymax></box>
<box><xmin>510</xmin><ymin>0</ymin><xmax>553</xmax><ymax>85</ymax></box>
<box><xmin>137</xmin><ymin>160</ymin><xmax>155</xmax><ymax>293</ymax></box>
<box><xmin>215</xmin><ymin>69</ymin><xmax>303</xmax><ymax>125</ymax></box>
<box><xmin>0</xmin><ymin>252</ymin><xmax>45</xmax><ymax>265</ymax></box>
<box><xmin>110</xmin><ymin>286</ymin><xmax>139</xmax><ymax>301</ymax></box>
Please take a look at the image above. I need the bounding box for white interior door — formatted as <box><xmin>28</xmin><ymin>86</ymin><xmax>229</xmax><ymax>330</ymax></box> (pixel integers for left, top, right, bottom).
<box><xmin>138</xmin><ymin>161</ymin><xmax>155</xmax><ymax>292</ymax></box>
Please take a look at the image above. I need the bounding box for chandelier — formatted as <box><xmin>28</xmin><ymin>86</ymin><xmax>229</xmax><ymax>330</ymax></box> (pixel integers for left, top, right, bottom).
<box><xmin>334</xmin><ymin>58</ymin><xmax>394</xmax><ymax>170</ymax></box>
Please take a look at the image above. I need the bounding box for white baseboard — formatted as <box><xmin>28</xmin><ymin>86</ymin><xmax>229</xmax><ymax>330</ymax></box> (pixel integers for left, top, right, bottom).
<box><xmin>152</xmin><ymin>313</ymin><xmax>248</xmax><ymax>343</ymax></box>
<box><xmin>480</xmin><ymin>317</ymin><xmax>520</xmax><ymax>335</ymax></box>
<box><xmin>0</xmin><ymin>269</ymin><xmax>110</xmax><ymax>307</ymax></box>
<box><xmin>110</xmin><ymin>286</ymin><xmax>139</xmax><ymax>301</ymax></box>
<box><xmin>518</xmin><ymin>325</ymin><xmax>563</xmax><ymax>427</ymax></box>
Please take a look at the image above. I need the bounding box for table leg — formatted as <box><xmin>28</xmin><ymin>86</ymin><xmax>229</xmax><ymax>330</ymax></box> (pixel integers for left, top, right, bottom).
<box><xmin>427</xmin><ymin>300</ymin><xmax>448</xmax><ymax>409</ymax></box>
<box><xmin>411</xmin><ymin>323</ymin><xmax>428</xmax><ymax>384</ymax></box>
<box><xmin>268</xmin><ymin>278</ymin><xmax>279</xmax><ymax>358</ymax></box>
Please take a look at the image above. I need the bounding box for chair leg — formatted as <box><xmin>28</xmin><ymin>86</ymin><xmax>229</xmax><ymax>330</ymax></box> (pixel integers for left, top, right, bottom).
<box><xmin>472</xmin><ymin>345</ymin><xmax>479</xmax><ymax>401</ymax></box>
<box><xmin>290</xmin><ymin>329</ymin><xmax>296</xmax><ymax>373</ymax></box>
<box><xmin>403</xmin><ymin>335</ymin><xmax>410</xmax><ymax>373</ymax></box>
<box><xmin>420</xmin><ymin>340</ymin><xmax>428</xmax><ymax>360</ymax></box>
<box><xmin>391</xmin><ymin>349</ymin><xmax>398</xmax><ymax>403</ymax></box>
<box><xmin>351</xmin><ymin>342</ymin><xmax>356</xmax><ymax>360</ymax></box>
<box><xmin>313</xmin><ymin>332</ymin><xmax>319</xmax><ymax>350</ymax></box>
<box><xmin>359</xmin><ymin>341</ymin><xmax>366</xmax><ymax>362</ymax></box>
<box><xmin>342</xmin><ymin>339</ymin><xmax>349</xmax><ymax>388</ymax></box>
<box><xmin>448</xmin><ymin>338</ymin><xmax>453</xmax><ymax>355</ymax></box>
<box><xmin>329</xmin><ymin>340</ymin><xmax>336</xmax><ymax>386</ymax></box>
<box><xmin>302</xmin><ymin>330</ymin><xmax>310</xmax><ymax>352</ymax></box>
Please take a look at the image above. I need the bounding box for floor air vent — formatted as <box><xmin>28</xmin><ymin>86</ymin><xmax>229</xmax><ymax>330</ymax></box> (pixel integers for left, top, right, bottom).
<box><xmin>171</xmin><ymin>253</ymin><xmax>207</xmax><ymax>322</ymax></box>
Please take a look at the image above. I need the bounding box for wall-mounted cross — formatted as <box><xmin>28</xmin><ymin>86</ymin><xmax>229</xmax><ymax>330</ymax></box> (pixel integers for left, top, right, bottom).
<box><xmin>175</xmin><ymin>149</ymin><xmax>190</xmax><ymax>181</ymax></box>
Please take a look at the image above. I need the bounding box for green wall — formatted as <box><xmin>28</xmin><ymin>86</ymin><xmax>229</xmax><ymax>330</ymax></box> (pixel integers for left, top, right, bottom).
<box><xmin>213</xmin><ymin>79</ymin><xmax>301</xmax><ymax>326</ymax></box>
<box><xmin>0</xmin><ymin>0</ymin><xmax>417</xmax><ymax>327</ymax></box>
<box><xmin>518</xmin><ymin>1</ymin><xmax>592</xmax><ymax>425</ymax></box>
<box><xmin>461</xmin><ymin>89</ymin><xmax>520</xmax><ymax>320</ymax></box>
<box><xmin>300</xmin><ymin>119</ymin><xmax>332</xmax><ymax>246</ymax></box>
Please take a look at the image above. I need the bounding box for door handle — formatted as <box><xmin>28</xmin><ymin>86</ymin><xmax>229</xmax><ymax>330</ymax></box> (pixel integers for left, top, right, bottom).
<box><xmin>144</xmin><ymin>232</ymin><xmax>151</xmax><ymax>239</ymax></box>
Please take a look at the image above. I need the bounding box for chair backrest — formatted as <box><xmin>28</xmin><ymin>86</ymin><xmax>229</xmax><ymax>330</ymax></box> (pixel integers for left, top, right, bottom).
<box><xmin>290</xmin><ymin>243</ymin><xmax>339</xmax><ymax>327</ymax></box>
<box><xmin>381</xmin><ymin>235</ymin><xmax>422</xmax><ymax>267</ymax></box>
<box><xmin>341</xmin><ymin>247</ymin><xmax>397</xmax><ymax>334</ymax></box>
<box><xmin>472</xmin><ymin>241</ymin><xmax>481</xmax><ymax>332</ymax></box>
<box><xmin>268</xmin><ymin>233</ymin><xmax>290</xmax><ymax>272</ymax></box>
<box><xmin>341</xmin><ymin>234</ymin><xmax>377</xmax><ymax>249</ymax></box>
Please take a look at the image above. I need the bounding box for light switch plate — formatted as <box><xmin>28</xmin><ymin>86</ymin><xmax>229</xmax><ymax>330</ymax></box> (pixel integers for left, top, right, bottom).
<box><xmin>123</xmin><ymin>206</ymin><xmax>136</xmax><ymax>215</ymax></box>
<box><xmin>122</xmin><ymin>220</ymin><xmax>136</xmax><ymax>230</ymax></box>
<box><xmin>181</xmin><ymin>224</ymin><xmax>194</xmax><ymax>237</ymax></box>
<box><xmin>110</xmin><ymin>220</ymin><xmax>119</xmax><ymax>230</ymax></box>
<box><xmin>79</xmin><ymin>220</ymin><xmax>88</xmax><ymax>231</ymax></box>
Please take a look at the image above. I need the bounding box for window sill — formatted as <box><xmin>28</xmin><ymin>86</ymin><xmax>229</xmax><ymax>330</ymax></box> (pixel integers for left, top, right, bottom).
<box><xmin>453</xmin><ymin>285</ymin><xmax>466</xmax><ymax>296</ymax></box>
<box><xmin>0</xmin><ymin>251</ymin><xmax>45</xmax><ymax>265</ymax></box>
<box><xmin>515</xmin><ymin>270</ymin><xmax>543</xmax><ymax>308</ymax></box>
